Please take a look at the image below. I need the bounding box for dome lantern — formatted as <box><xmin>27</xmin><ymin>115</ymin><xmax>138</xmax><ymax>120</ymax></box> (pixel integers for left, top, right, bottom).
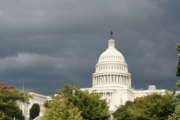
<box><xmin>108</xmin><ymin>31</ymin><xmax>115</xmax><ymax>48</ymax></box>
<box><xmin>108</xmin><ymin>39</ymin><xmax>115</xmax><ymax>48</ymax></box>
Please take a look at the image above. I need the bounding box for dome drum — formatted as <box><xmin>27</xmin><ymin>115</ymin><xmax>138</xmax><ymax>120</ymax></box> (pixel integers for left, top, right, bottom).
<box><xmin>92</xmin><ymin>74</ymin><xmax>131</xmax><ymax>88</ymax></box>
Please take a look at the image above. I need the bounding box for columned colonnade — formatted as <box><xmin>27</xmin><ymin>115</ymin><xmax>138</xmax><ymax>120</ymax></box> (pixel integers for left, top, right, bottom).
<box><xmin>93</xmin><ymin>74</ymin><xmax>131</xmax><ymax>88</ymax></box>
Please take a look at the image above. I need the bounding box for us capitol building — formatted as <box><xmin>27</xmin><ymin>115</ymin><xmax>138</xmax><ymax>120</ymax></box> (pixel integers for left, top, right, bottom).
<box><xmin>20</xmin><ymin>33</ymin><xmax>168</xmax><ymax>119</ymax></box>
<box><xmin>82</xmin><ymin>33</ymin><xmax>166</xmax><ymax>112</ymax></box>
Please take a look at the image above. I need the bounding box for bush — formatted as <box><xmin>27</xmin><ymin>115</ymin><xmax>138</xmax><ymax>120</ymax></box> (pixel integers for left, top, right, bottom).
<box><xmin>114</xmin><ymin>93</ymin><xmax>175</xmax><ymax>120</ymax></box>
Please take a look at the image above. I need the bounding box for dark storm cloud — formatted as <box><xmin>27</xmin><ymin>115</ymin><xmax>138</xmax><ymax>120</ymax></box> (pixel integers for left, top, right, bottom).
<box><xmin>0</xmin><ymin>0</ymin><xmax>179</xmax><ymax>94</ymax></box>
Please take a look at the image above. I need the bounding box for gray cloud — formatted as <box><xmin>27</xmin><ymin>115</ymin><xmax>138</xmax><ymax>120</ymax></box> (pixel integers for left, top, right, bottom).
<box><xmin>0</xmin><ymin>0</ymin><xmax>179</xmax><ymax>94</ymax></box>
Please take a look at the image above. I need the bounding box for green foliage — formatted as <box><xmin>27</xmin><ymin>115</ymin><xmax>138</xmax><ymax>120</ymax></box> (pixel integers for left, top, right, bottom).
<box><xmin>114</xmin><ymin>93</ymin><xmax>175</xmax><ymax>120</ymax></box>
<box><xmin>0</xmin><ymin>82</ymin><xmax>30</xmax><ymax>120</ymax></box>
<box><xmin>41</xmin><ymin>84</ymin><xmax>110</xmax><ymax>120</ymax></box>
<box><xmin>168</xmin><ymin>98</ymin><xmax>180</xmax><ymax>120</ymax></box>
<box><xmin>57</xmin><ymin>84</ymin><xmax>110</xmax><ymax>120</ymax></box>
<box><xmin>113</xmin><ymin>101</ymin><xmax>133</xmax><ymax>120</ymax></box>
<box><xmin>168</xmin><ymin>44</ymin><xmax>180</xmax><ymax>120</ymax></box>
<box><xmin>40</xmin><ymin>95</ymin><xmax>83</xmax><ymax>120</ymax></box>
<box><xmin>29</xmin><ymin>103</ymin><xmax>40</xmax><ymax>120</ymax></box>
<box><xmin>0</xmin><ymin>111</ymin><xmax>6</xmax><ymax>120</ymax></box>
<box><xmin>168</xmin><ymin>113</ymin><xmax>178</xmax><ymax>120</ymax></box>
<box><xmin>176</xmin><ymin>44</ymin><xmax>180</xmax><ymax>77</ymax></box>
<box><xmin>44</xmin><ymin>100</ymin><xmax>51</xmax><ymax>108</ymax></box>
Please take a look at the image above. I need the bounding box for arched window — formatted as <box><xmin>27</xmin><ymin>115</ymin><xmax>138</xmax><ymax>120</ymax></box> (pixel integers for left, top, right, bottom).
<box><xmin>29</xmin><ymin>103</ymin><xmax>40</xmax><ymax>120</ymax></box>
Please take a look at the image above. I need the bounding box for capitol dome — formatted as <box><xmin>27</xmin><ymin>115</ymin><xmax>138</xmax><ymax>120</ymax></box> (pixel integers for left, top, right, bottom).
<box><xmin>92</xmin><ymin>33</ymin><xmax>131</xmax><ymax>89</ymax></box>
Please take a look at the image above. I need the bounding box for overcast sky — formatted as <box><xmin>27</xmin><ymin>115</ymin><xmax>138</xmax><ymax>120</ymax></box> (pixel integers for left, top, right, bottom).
<box><xmin>0</xmin><ymin>0</ymin><xmax>179</xmax><ymax>95</ymax></box>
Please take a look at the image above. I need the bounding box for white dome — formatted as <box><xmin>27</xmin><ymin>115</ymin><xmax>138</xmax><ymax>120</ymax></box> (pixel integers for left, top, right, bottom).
<box><xmin>98</xmin><ymin>39</ymin><xmax>126</xmax><ymax>63</ymax></box>
<box><xmin>92</xmin><ymin>37</ymin><xmax>131</xmax><ymax>89</ymax></box>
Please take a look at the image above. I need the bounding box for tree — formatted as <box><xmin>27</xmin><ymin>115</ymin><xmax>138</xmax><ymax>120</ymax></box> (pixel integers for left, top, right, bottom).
<box><xmin>40</xmin><ymin>95</ymin><xmax>83</xmax><ymax>120</ymax></box>
<box><xmin>42</xmin><ymin>84</ymin><xmax>110</xmax><ymax>120</ymax></box>
<box><xmin>0</xmin><ymin>82</ymin><xmax>30</xmax><ymax>120</ymax></box>
<box><xmin>114</xmin><ymin>93</ymin><xmax>175</xmax><ymax>120</ymax></box>
<box><xmin>168</xmin><ymin>44</ymin><xmax>180</xmax><ymax>120</ymax></box>
<box><xmin>57</xmin><ymin>84</ymin><xmax>110</xmax><ymax>120</ymax></box>
<box><xmin>0</xmin><ymin>111</ymin><xmax>6</xmax><ymax>120</ymax></box>
<box><xmin>113</xmin><ymin>101</ymin><xmax>133</xmax><ymax>120</ymax></box>
<box><xmin>29</xmin><ymin>103</ymin><xmax>40</xmax><ymax>120</ymax></box>
<box><xmin>176</xmin><ymin>44</ymin><xmax>180</xmax><ymax>77</ymax></box>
